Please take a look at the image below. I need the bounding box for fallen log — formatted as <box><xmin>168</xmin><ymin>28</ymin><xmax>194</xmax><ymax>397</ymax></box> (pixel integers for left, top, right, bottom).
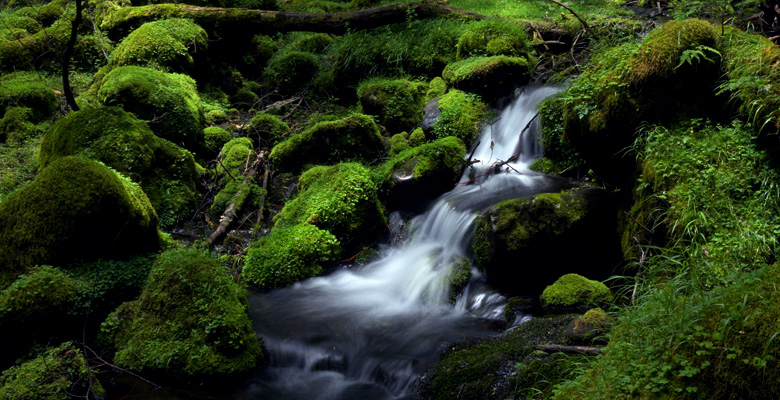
<box><xmin>533</xmin><ymin>344</ymin><xmax>603</xmax><ymax>355</ymax></box>
<box><xmin>208</xmin><ymin>150</ymin><xmax>268</xmax><ymax>247</ymax></box>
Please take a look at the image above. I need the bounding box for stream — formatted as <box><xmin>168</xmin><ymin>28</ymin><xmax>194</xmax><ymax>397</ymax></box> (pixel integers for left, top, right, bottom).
<box><xmin>237</xmin><ymin>84</ymin><xmax>571</xmax><ymax>400</ymax></box>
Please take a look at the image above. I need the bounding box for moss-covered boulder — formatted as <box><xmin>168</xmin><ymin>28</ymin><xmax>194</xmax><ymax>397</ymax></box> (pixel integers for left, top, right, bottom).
<box><xmin>442</xmin><ymin>56</ymin><xmax>531</xmax><ymax>102</ymax></box>
<box><xmin>0</xmin><ymin>342</ymin><xmax>104</xmax><ymax>399</ymax></box>
<box><xmin>203</xmin><ymin>126</ymin><xmax>233</xmax><ymax>154</ymax></box>
<box><xmin>0</xmin><ymin>72</ymin><xmax>57</xmax><ymax>121</ymax></box>
<box><xmin>0</xmin><ymin>266</ymin><xmax>79</xmax><ymax>328</ymax></box>
<box><xmin>455</xmin><ymin>18</ymin><xmax>532</xmax><ymax>60</ymax></box>
<box><xmin>38</xmin><ymin>107</ymin><xmax>201</xmax><ymax>228</ymax></box>
<box><xmin>431</xmin><ymin>90</ymin><xmax>488</xmax><ymax>144</ymax></box>
<box><xmin>218</xmin><ymin>137</ymin><xmax>255</xmax><ymax>178</ymax></box>
<box><xmin>564</xmin><ymin>307</ymin><xmax>613</xmax><ymax>345</ymax></box>
<box><xmin>540</xmin><ymin>274</ymin><xmax>613</xmax><ymax>310</ymax></box>
<box><xmin>270</xmin><ymin>113</ymin><xmax>383</xmax><ymax>173</ymax></box>
<box><xmin>274</xmin><ymin>162</ymin><xmax>386</xmax><ymax>254</ymax></box>
<box><xmin>107</xmin><ymin>18</ymin><xmax>207</xmax><ymax>73</ymax></box>
<box><xmin>373</xmin><ymin>136</ymin><xmax>466</xmax><ymax>209</ymax></box>
<box><xmin>246</xmin><ymin>112</ymin><xmax>290</xmax><ymax>146</ymax></box>
<box><xmin>243</xmin><ymin>223</ymin><xmax>341</xmax><ymax>290</ymax></box>
<box><xmin>263</xmin><ymin>50</ymin><xmax>320</xmax><ymax>93</ymax></box>
<box><xmin>100</xmin><ymin>248</ymin><xmax>263</xmax><ymax>376</ymax></box>
<box><xmin>0</xmin><ymin>156</ymin><xmax>159</xmax><ymax>284</ymax></box>
<box><xmin>357</xmin><ymin>78</ymin><xmax>428</xmax><ymax>133</ymax></box>
<box><xmin>426</xmin><ymin>76</ymin><xmax>447</xmax><ymax>103</ymax></box>
<box><xmin>472</xmin><ymin>188</ymin><xmax>622</xmax><ymax>295</ymax></box>
<box><xmin>0</xmin><ymin>106</ymin><xmax>44</xmax><ymax>143</ymax></box>
<box><xmin>94</xmin><ymin>66</ymin><xmax>205</xmax><ymax>151</ymax></box>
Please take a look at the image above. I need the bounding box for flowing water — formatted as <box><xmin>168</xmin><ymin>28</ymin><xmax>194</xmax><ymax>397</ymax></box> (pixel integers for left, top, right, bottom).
<box><xmin>240</xmin><ymin>85</ymin><xmax>569</xmax><ymax>400</ymax></box>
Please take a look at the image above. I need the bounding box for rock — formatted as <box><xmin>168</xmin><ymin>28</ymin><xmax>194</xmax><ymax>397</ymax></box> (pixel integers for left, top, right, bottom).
<box><xmin>357</xmin><ymin>77</ymin><xmax>428</xmax><ymax>133</ymax></box>
<box><xmin>0</xmin><ymin>72</ymin><xmax>57</xmax><ymax>122</ymax></box>
<box><xmin>541</xmin><ymin>274</ymin><xmax>613</xmax><ymax>310</ymax></box>
<box><xmin>421</xmin><ymin>97</ymin><xmax>440</xmax><ymax>135</ymax></box>
<box><xmin>472</xmin><ymin>187</ymin><xmax>622</xmax><ymax>295</ymax></box>
<box><xmin>430</xmin><ymin>90</ymin><xmax>489</xmax><ymax>144</ymax></box>
<box><xmin>442</xmin><ymin>56</ymin><xmax>532</xmax><ymax>103</ymax></box>
<box><xmin>563</xmin><ymin>307</ymin><xmax>613</xmax><ymax>345</ymax></box>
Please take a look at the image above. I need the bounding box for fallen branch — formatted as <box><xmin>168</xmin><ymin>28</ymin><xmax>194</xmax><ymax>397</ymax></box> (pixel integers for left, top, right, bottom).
<box><xmin>534</xmin><ymin>344</ymin><xmax>603</xmax><ymax>355</ymax></box>
<box><xmin>209</xmin><ymin>150</ymin><xmax>268</xmax><ymax>247</ymax></box>
<box><xmin>255</xmin><ymin>165</ymin><xmax>271</xmax><ymax>228</ymax></box>
<box><xmin>545</xmin><ymin>0</ymin><xmax>589</xmax><ymax>32</ymax></box>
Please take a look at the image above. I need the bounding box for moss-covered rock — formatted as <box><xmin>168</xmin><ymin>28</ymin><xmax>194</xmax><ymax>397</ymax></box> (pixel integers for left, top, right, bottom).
<box><xmin>274</xmin><ymin>162</ymin><xmax>386</xmax><ymax>254</ymax></box>
<box><xmin>455</xmin><ymin>18</ymin><xmax>532</xmax><ymax>60</ymax></box>
<box><xmin>107</xmin><ymin>18</ymin><xmax>207</xmax><ymax>73</ymax></box>
<box><xmin>442</xmin><ymin>56</ymin><xmax>531</xmax><ymax>102</ymax></box>
<box><xmin>263</xmin><ymin>50</ymin><xmax>320</xmax><ymax>94</ymax></box>
<box><xmin>426</xmin><ymin>76</ymin><xmax>447</xmax><ymax>103</ymax></box>
<box><xmin>0</xmin><ymin>266</ymin><xmax>79</xmax><ymax>328</ymax></box>
<box><xmin>94</xmin><ymin>66</ymin><xmax>205</xmax><ymax>151</ymax></box>
<box><xmin>530</xmin><ymin>93</ymin><xmax>587</xmax><ymax>176</ymax></box>
<box><xmin>431</xmin><ymin>89</ymin><xmax>488</xmax><ymax>144</ymax></box>
<box><xmin>0</xmin><ymin>72</ymin><xmax>57</xmax><ymax>121</ymax></box>
<box><xmin>203</xmin><ymin>126</ymin><xmax>233</xmax><ymax>154</ymax></box>
<box><xmin>100</xmin><ymin>248</ymin><xmax>263</xmax><ymax>376</ymax></box>
<box><xmin>373</xmin><ymin>136</ymin><xmax>466</xmax><ymax>209</ymax></box>
<box><xmin>0</xmin><ymin>156</ymin><xmax>159</xmax><ymax>284</ymax></box>
<box><xmin>246</xmin><ymin>112</ymin><xmax>290</xmax><ymax>146</ymax></box>
<box><xmin>388</xmin><ymin>131</ymin><xmax>409</xmax><ymax>156</ymax></box>
<box><xmin>0</xmin><ymin>106</ymin><xmax>42</xmax><ymax>143</ymax></box>
<box><xmin>243</xmin><ymin>223</ymin><xmax>341</xmax><ymax>290</ymax></box>
<box><xmin>38</xmin><ymin>107</ymin><xmax>201</xmax><ymax>228</ymax></box>
<box><xmin>541</xmin><ymin>274</ymin><xmax>612</xmax><ymax>310</ymax></box>
<box><xmin>0</xmin><ymin>342</ymin><xmax>104</xmax><ymax>399</ymax></box>
<box><xmin>209</xmin><ymin>179</ymin><xmax>265</xmax><ymax>220</ymax></box>
<box><xmin>270</xmin><ymin>113</ymin><xmax>383</xmax><ymax>173</ymax></box>
<box><xmin>564</xmin><ymin>307</ymin><xmax>613</xmax><ymax>345</ymax></box>
<box><xmin>357</xmin><ymin>77</ymin><xmax>427</xmax><ymax>133</ymax></box>
<box><xmin>472</xmin><ymin>188</ymin><xmax>622</xmax><ymax>295</ymax></box>
<box><xmin>218</xmin><ymin>137</ymin><xmax>255</xmax><ymax>178</ymax></box>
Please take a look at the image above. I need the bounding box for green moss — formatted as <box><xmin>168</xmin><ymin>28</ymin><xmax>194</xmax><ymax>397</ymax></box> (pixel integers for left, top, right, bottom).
<box><xmin>455</xmin><ymin>18</ymin><xmax>531</xmax><ymax>60</ymax></box>
<box><xmin>431</xmin><ymin>89</ymin><xmax>488</xmax><ymax>143</ymax></box>
<box><xmin>206</xmin><ymin>109</ymin><xmax>229</xmax><ymax>125</ymax></box>
<box><xmin>274</xmin><ymin>162</ymin><xmax>386</xmax><ymax>253</ymax></box>
<box><xmin>219</xmin><ymin>137</ymin><xmax>254</xmax><ymax>178</ymax></box>
<box><xmin>247</xmin><ymin>34</ymin><xmax>276</xmax><ymax>67</ymax></box>
<box><xmin>0</xmin><ymin>106</ymin><xmax>42</xmax><ymax>143</ymax></box>
<box><xmin>0</xmin><ymin>342</ymin><xmax>104</xmax><ymax>399</ymax></box>
<box><xmin>388</xmin><ymin>132</ymin><xmax>409</xmax><ymax>156</ymax></box>
<box><xmin>0</xmin><ymin>72</ymin><xmax>57</xmax><ymax>121</ymax></box>
<box><xmin>357</xmin><ymin>77</ymin><xmax>428</xmax><ymax>133</ymax></box>
<box><xmin>540</xmin><ymin>273</ymin><xmax>612</xmax><ymax>309</ymax></box>
<box><xmin>289</xmin><ymin>32</ymin><xmax>334</xmax><ymax>54</ymax></box>
<box><xmin>0</xmin><ymin>266</ymin><xmax>79</xmax><ymax>327</ymax></box>
<box><xmin>426</xmin><ymin>76</ymin><xmax>447</xmax><ymax>102</ymax></box>
<box><xmin>203</xmin><ymin>126</ymin><xmax>233</xmax><ymax>154</ymax></box>
<box><xmin>209</xmin><ymin>179</ymin><xmax>264</xmax><ymax>219</ymax></box>
<box><xmin>39</xmin><ymin>107</ymin><xmax>201</xmax><ymax>228</ymax></box>
<box><xmin>408</xmin><ymin>127</ymin><xmax>426</xmax><ymax>147</ymax></box>
<box><xmin>442</xmin><ymin>56</ymin><xmax>531</xmax><ymax>102</ymax></box>
<box><xmin>100</xmin><ymin>248</ymin><xmax>263</xmax><ymax>375</ymax></box>
<box><xmin>108</xmin><ymin>18</ymin><xmax>208</xmax><ymax>73</ymax></box>
<box><xmin>263</xmin><ymin>50</ymin><xmax>320</xmax><ymax>94</ymax></box>
<box><xmin>242</xmin><ymin>223</ymin><xmax>341</xmax><ymax>290</ymax></box>
<box><xmin>270</xmin><ymin>113</ymin><xmax>383</xmax><ymax>173</ymax></box>
<box><xmin>446</xmin><ymin>256</ymin><xmax>471</xmax><ymax>304</ymax></box>
<box><xmin>246</xmin><ymin>112</ymin><xmax>290</xmax><ymax>145</ymax></box>
<box><xmin>94</xmin><ymin>66</ymin><xmax>205</xmax><ymax>151</ymax></box>
<box><xmin>231</xmin><ymin>88</ymin><xmax>259</xmax><ymax>109</ymax></box>
<box><xmin>0</xmin><ymin>156</ymin><xmax>159</xmax><ymax>283</ymax></box>
<box><xmin>533</xmin><ymin>93</ymin><xmax>586</xmax><ymax>176</ymax></box>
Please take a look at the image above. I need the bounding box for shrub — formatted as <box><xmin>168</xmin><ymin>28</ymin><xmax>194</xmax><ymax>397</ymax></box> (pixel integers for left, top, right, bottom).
<box><xmin>357</xmin><ymin>77</ymin><xmax>428</xmax><ymax>133</ymax></box>
<box><xmin>100</xmin><ymin>248</ymin><xmax>263</xmax><ymax>375</ymax></box>
<box><xmin>540</xmin><ymin>273</ymin><xmax>612</xmax><ymax>309</ymax></box>
<box><xmin>242</xmin><ymin>223</ymin><xmax>341</xmax><ymax>290</ymax></box>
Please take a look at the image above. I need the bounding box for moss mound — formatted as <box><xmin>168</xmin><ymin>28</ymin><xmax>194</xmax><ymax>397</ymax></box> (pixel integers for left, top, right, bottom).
<box><xmin>357</xmin><ymin>77</ymin><xmax>428</xmax><ymax>133</ymax></box>
<box><xmin>94</xmin><ymin>66</ymin><xmax>205</xmax><ymax>151</ymax></box>
<box><xmin>107</xmin><ymin>18</ymin><xmax>208</xmax><ymax>73</ymax></box>
<box><xmin>203</xmin><ymin>126</ymin><xmax>233</xmax><ymax>154</ymax></box>
<box><xmin>0</xmin><ymin>342</ymin><xmax>104</xmax><ymax>399</ymax></box>
<box><xmin>246</xmin><ymin>112</ymin><xmax>290</xmax><ymax>146</ymax></box>
<box><xmin>100</xmin><ymin>248</ymin><xmax>263</xmax><ymax>376</ymax></box>
<box><xmin>442</xmin><ymin>56</ymin><xmax>531</xmax><ymax>102</ymax></box>
<box><xmin>218</xmin><ymin>137</ymin><xmax>255</xmax><ymax>178</ymax></box>
<box><xmin>270</xmin><ymin>113</ymin><xmax>383</xmax><ymax>173</ymax></box>
<box><xmin>274</xmin><ymin>162</ymin><xmax>386</xmax><ymax>253</ymax></box>
<box><xmin>0</xmin><ymin>266</ymin><xmax>79</xmax><ymax>328</ymax></box>
<box><xmin>540</xmin><ymin>273</ymin><xmax>612</xmax><ymax>309</ymax></box>
<box><xmin>455</xmin><ymin>18</ymin><xmax>532</xmax><ymax>60</ymax></box>
<box><xmin>431</xmin><ymin>89</ymin><xmax>488</xmax><ymax>144</ymax></box>
<box><xmin>39</xmin><ymin>107</ymin><xmax>201</xmax><ymax>228</ymax></box>
<box><xmin>243</xmin><ymin>223</ymin><xmax>341</xmax><ymax>290</ymax></box>
<box><xmin>0</xmin><ymin>106</ymin><xmax>44</xmax><ymax>144</ymax></box>
<box><xmin>0</xmin><ymin>72</ymin><xmax>57</xmax><ymax>121</ymax></box>
<box><xmin>0</xmin><ymin>156</ymin><xmax>159</xmax><ymax>283</ymax></box>
<box><xmin>426</xmin><ymin>76</ymin><xmax>447</xmax><ymax>102</ymax></box>
<box><xmin>373</xmin><ymin>136</ymin><xmax>466</xmax><ymax>209</ymax></box>
<box><xmin>263</xmin><ymin>50</ymin><xmax>320</xmax><ymax>93</ymax></box>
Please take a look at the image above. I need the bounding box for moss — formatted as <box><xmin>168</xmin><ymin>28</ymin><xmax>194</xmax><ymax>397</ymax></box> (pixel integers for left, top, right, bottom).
<box><xmin>247</xmin><ymin>34</ymin><xmax>276</xmax><ymax>67</ymax></box>
<box><xmin>270</xmin><ymin>113</ymin><xmax>383</xmax><ymax>173</ymax></box>
<box><xmin>426</xmin><ymin>76</ymin><xmax>447</xmax><ymax>102</ymax></box>
<box><xmin>388</xmin><ymin>131</ymin><xmax>409</xmax><ymax>156</ymax></box>
<box><xmin>39</xmin><ymin>107</ymin><xmax>201</xmax><ymax>229</ymax></box>
<box><xmin>209</xmin><ymin>179</ymin><xmax>264</xmax><ymax>219</ymax></box>
<box><xmin>533</xmin><ymin>93</ymin><xmax>586</xmax><ymax>176</ymax></box>
<box><xmin>408</xmin><ymin>127</ymin><xmax>426</xmax><ymax>147</ymax></box>
<box><xmin>0</xmin><ymin>156</ymin><xmax>159</xmax><ymax>283</ymax></box>
<box><xmin>108</xmin><ymin>18</ymin><xmax>208</xmax><ymax>73</ymax></box>
<box><xmin>373</xmin><ymin>136</ymin><xmax>466</xmax><ymax>208</ymax></box>
<box><xmin>455</xmin><ymin>18</ymin><xmax>532</xmax><ymax>60</ymax></box>
<box><xmin>540</xmin><ymin>274</ymin><xmax>612</xmax><ymax>309</ymax></box>
<box><xmin>94</xmin><ymin>66</ymin><xmax>205</xmax><ymax>151</ymax></box>
<box><xmin>100</xmin><ymin>248</ymin><xmax>263</xmax><ymax>376</ymax></box>
<box><xmin>246</xmin><ymin>112</ymin><xmax>290</xmax><ymax>145</ymax></box>
<box><xmin>0</xmin><ymin>266</ymin><xmax>79</xmax><ymax>327</ymax></box>
<box><xmin>563</xmin><ymin>307</ymin><xmax>613</xmax><ymax>345</ymax></box>
<box><xmin>274</xmin><ymin>162</ymin><xmax>386</xmax><ymax>254</ymax></box>
<box><xmin>446</xmin><ymin>256</ymin><xmax>471</xmax><ymax>303</ymax></box>
<box><xmin>289</xmin><ymin>32</ymin><xmax>334</xmax><ymax>54</ymax></box>
<box><xmin>206</xmin><ymin>109</ymin><xmax>229</xmax><ymax>125</ymax></box>
<box><xmin>431</xmin><ymin>89</ymin><xmax>488</xmax><ymax>144</ymax></box>
<box><xmin>0</xmin><ymin>342</ymin><xmax>104</xmax><ymax>399</ymax></box>
<box><xmin>263</xmin><ymin>50</ymin><xmax>320</xmax><ymax>94</ymax></box>
<box><xmin>0</xmin><ymin>106</ymin><xmax>42</xmax><ymax>144</ymax></box>
<box><xmin>0</xmin><ymin>72</ymin><xmax>57</xmax><ymax>121</ymax></box>
<box><xmin>442</xmin><ymin>56</ymin><xmax>531</xmax><ymax>102</ymax></box>
<box><xmin>218</xmin><ymin>137</ymin><xmax>254</xmax><ymax>178</ymax></box>
<box><xmin>231</xmin><ymin>88</ymin><xmax>259</xmax><ymax>109</ymax></box>
<box><xmin>242</xmin><ymin>223</ymin><xmax>341</xmax><ymax>290</ymax></box>
<box><xmin>203</xmin><ymin>126</ymin><xmax>233</xmax><ymax>154</ymax></box>
<box><xmin>357</xmin><ymin>77</ymin><xmax>428</xmax><ymax>133</ymax></box>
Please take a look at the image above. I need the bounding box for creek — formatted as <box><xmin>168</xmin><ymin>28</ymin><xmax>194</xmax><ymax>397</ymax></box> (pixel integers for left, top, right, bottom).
<box><xmin>235</xmin><ymin>84</ymin><xmax>572</xmax><ymax>400</ymax></box>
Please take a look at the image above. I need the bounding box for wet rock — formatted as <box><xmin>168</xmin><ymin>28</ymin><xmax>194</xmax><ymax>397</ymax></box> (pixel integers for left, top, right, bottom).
<box><xmin>563</xmin><ymin>308</ymin><xmax>613</xmax><ymax>345</ymax></box>
<box><xmin>421</xmin><ymin>98</ymin><xmax>440</xmax><ymax>135</ymax></box>
<box><xmin>442</xmin><ymin>56</ymin><xmax>532</xmax><ymax>103</ymax></box>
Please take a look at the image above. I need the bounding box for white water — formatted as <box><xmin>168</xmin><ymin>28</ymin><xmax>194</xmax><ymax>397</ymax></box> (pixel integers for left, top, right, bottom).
<box><xmin>243</xmin><ymin>85</ymin><xmax>565</xmax><ymax>400</ymax></box>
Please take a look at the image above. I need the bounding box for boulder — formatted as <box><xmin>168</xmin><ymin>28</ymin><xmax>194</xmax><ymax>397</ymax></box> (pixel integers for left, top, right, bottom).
<box><xmin>421</xmin><ymin>98</ymin><xmax>440</xmax><ymax>135</ymax></box>
<box><xmin>563</xmin><ymin>307</ymin><xmax>613</xmax><ymax>345</ymax></box>
<box><xmin>472</xmin><ymin>188</ymin><xmax>622</xmax><ymax>295</ymax></box>
<box><xmin>0</xmin><ymin>72</ymin><xmax>57</xmax><ymax>121</ymax></box>
<box><xmin>357</xmin><ymin>77</ymin><xmax>428</xmax><ymax>133</ymax></box>
<box><xmin>442</xmin><ymin>56</ymin><xmax>532</xmax><ymax>103</ymax></box>
<box><xmin>430</xmin><ymin>90</ymin><xmax>488</xmax><ymax>144</ymax></box>
<box><xmin>540</xmin><ymin>274</ymin><xmax>613</xmax><ymax>310</ymax></box>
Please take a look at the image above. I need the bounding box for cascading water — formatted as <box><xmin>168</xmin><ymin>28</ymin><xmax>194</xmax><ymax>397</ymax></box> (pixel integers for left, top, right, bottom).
<box><xmin>241</xmin><ymin>85</ymin><xmax>568</xmax><ymax>400</ymax></box>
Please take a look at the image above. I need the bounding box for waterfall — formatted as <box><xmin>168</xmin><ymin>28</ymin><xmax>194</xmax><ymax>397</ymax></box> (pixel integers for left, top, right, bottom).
<box><xmin>242</xmin><ymin>85</ymin><xmax>565</xmax><ymax>400</ymax></box>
